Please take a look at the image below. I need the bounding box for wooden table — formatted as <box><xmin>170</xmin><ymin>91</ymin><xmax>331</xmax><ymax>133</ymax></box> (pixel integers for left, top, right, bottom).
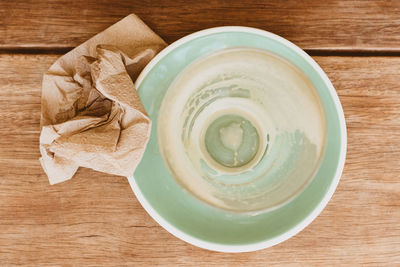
<box><xmin>1</xmin><ymin>1</ymin><xmax>399</xmax><ymax>265</ymax></box>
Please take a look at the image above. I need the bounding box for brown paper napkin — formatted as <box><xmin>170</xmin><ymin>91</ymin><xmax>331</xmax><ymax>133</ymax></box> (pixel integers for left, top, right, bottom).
<box><xmin>39</xmin><ymin>14</ymin><xmax>167</xmax><ymax>184</ymax></box>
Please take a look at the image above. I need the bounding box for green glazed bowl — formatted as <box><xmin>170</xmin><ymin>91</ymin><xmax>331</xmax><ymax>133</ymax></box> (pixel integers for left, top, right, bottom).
<box><xmin>128</xmin><ymin>27</ymin><xmax>346</xmax><ymax>252</ymax></box>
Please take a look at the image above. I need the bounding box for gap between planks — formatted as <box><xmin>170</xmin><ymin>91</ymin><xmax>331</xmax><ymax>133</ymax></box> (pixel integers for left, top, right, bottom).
<box><xmin>2</xmin><ymin>47</ymin><xmax>400</xmax><ymax>57</ymax></box>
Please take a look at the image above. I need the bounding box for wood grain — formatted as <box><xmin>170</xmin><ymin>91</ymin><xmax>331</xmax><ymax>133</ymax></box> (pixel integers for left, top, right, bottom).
<box><xmin>1</xmin><ymin>1</ymin><xmax>400</xmax><ymax>51</ymax></box>
<box><xmin>0</xmin><ymin>54</ymin><xmax>399</xmax><ymax>265</ymax></box>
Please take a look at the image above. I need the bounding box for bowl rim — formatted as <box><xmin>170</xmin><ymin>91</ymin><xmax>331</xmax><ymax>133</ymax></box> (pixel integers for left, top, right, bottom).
<box><xmin>130</xmin><ymin>26</ymin><xmax>347</xmax><ymax>253</ymax></box>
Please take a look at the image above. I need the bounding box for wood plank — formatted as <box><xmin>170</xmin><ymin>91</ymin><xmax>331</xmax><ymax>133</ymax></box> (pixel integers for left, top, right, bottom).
<box><xmin>0</xmin><ymin>54</ymin><xmax>399</xmax><ymax>265</ymax></box>
<box><xmin>1</xmin><ymin>1</ymin><xmax>400</xmax><ymax>51</ymax></box>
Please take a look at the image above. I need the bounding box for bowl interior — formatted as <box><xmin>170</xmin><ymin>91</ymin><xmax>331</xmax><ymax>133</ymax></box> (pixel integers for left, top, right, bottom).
<box><xmin>132</xmin><ymin>28</ymin><xmax>345</xmax><ymax>251</ymax></box>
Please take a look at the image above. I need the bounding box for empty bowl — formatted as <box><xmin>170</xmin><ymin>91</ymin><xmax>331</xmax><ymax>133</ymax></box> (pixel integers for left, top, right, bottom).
<box><xmin>129</xmin><ymin>27</ymin><xmax>346</xmax><ymax>252</ymax></box>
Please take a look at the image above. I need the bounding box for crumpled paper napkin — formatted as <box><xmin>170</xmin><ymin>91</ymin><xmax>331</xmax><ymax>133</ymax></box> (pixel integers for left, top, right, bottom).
<box><xmin>39</xmin><ymin>14</ymin><xmax>166</xmax><ymax>184</ymax></box>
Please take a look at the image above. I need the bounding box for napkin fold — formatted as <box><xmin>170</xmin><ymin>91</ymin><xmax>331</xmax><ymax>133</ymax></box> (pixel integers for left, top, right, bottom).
<box><xmin>39</xmin><ymin>14</ymin><xmax>166</xmax><ymax>184</ymax></box>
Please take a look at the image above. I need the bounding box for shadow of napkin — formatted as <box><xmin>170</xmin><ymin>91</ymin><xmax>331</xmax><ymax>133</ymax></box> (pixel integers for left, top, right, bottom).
<box><xmin>39</xmin><ymin>14</ymin><xmax>166</xmax><ymax>184</ymax></box>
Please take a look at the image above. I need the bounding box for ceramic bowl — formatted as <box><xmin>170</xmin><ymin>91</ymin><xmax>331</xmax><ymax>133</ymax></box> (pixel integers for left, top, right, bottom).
<box><xmin>128</xmin><ymin>27</ymin><xmax>346</xmax><ymax>252</ymax></box>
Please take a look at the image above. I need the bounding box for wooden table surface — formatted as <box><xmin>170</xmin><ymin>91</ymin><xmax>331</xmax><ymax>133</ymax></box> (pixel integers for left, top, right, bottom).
<box><xmin>1</xmin><ymin>1</ymin><xmax>399</xmax><ymax>265</ymax></box>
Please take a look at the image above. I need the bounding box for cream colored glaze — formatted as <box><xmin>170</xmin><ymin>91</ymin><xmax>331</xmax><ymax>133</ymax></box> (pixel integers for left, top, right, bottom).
<box><xmin>219</xmin><ymin>122</ymin><xmax>243</xmax><ymax>152</ymax></box>
<box><xmin>157</xmin><ymin>47</ymin><xmax>326</xmax><ymax>212</ymax></box>
<box><xmin>219</xmin><ymin>122</ymin><xmax>244</xmax><ymax>166</ymax></box>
